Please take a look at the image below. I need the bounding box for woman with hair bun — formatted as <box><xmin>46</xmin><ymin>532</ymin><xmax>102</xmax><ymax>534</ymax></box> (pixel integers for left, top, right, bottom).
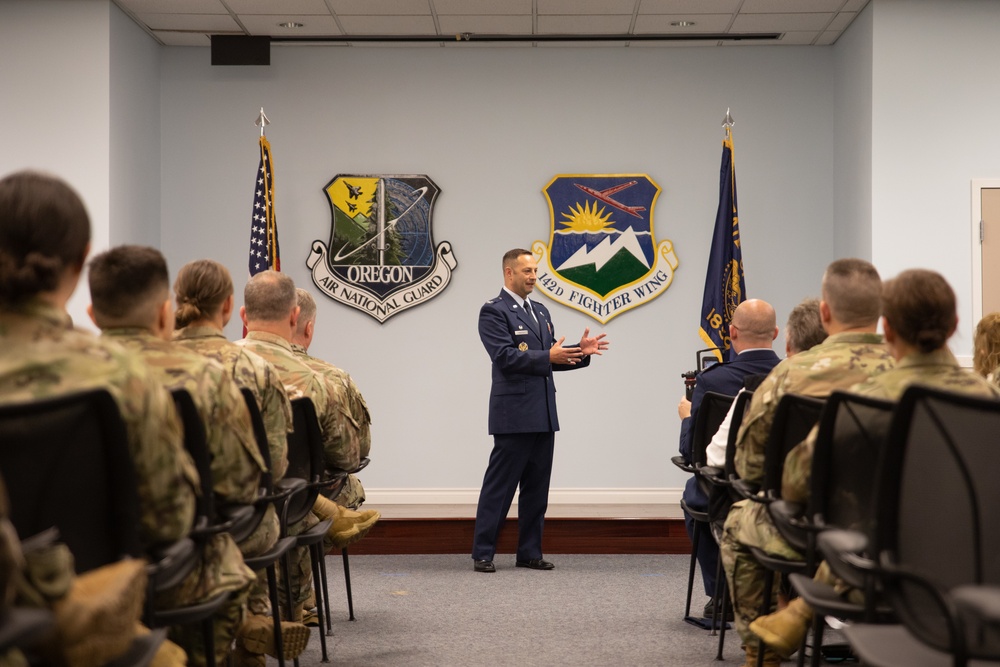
<box><xmin>753</xmin><ymin>268</ymin><xmax>1000</xmax><ymax>659</ymax></box>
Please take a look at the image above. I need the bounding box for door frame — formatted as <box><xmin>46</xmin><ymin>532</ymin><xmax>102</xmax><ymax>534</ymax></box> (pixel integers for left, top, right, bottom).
<box><xmin>971</xmin><ymin>179</ymin><xmax>1000</xmax><ymax>329</ymax></box>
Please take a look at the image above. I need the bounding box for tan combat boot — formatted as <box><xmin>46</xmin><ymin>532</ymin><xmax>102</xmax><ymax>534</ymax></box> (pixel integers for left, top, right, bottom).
<box><xmin>750</xmin><ymin>597</ymin><xmax>813</xmax><ymax>659</ymax></box>
<box><xmin>313</xmin><ymin>495</ymin><xmax>381</xmax><ymax>549</ymax></box>
<box><xmin>134</xmin><ymin>624</ymin><xmax>188</xmax><ymax>667</ymax></box>
<box><xmin>742</xmin><ymin>643</ymin><xmax>782</xmax><ymax>667</ymax></box>
<box><xmin>237</xmin><ymin>613</ymin><xmax>310</xmax><ymax>661</ymax></box>
<box><xmin>53</xmin><ymin>558</ymin><xmax>148</xmax><ymax>667</ymax></box>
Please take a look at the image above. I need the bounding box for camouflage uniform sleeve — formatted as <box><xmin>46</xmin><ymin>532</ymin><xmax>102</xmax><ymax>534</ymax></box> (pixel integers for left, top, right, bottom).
<box><xmin>734</xmin><ymin>371</ymin><xmax>782</xmax><ymax>485</ymax></box>
<box><xmin>341</xmin><ymin>371</ymin><xmax>372</xmax><ymax>460</ymax></box>
<box><xmin>259</xmin><ymin>364</ymin><xmax>291</xmax><ymax>481</ymax></box>
<box><xmin>120</xmin><ymin>369</ymin><xmax>198</xmax><ymax>545</ymax></box>
<box><xmin>314</xmin><ymin>374</ymin><xmax>362</xmax><ymax>472</ymax></box>
<box><xmin>202</xmin><ymin>369</ymin><xmax>265</xmax><ymax>505</ymax></box>
<box><xmin>781</xmin><ymin>424</ymin><xmax>819</xmax><ymax>504</ymax></box>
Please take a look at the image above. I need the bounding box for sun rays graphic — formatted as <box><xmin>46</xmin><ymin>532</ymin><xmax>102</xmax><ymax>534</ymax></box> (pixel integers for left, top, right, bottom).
<box><xmin>558</xmin><ymin>200</ymin><xmax>615</xmax><ymax>234</ymax></box>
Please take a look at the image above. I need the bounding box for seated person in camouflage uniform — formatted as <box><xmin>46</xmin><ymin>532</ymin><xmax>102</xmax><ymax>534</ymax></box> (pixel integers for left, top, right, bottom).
<box><xmin>721</xmin><ymin>258</ymin><xmax>895</xmax><ymax>667</ymax></box>
<box><xmin>171</xmin><ymin>258</ymin><xmax>310</xmax><ymax>666</ymax></box>
<box><xmin>748</xmin><ymin>268</ymin><xmax>1000</xmax><ymax>659</ymax></box>
<box><xmin>974</xmin><ymin>311</ymin><xmax>1000</xmax><ymax>387</ymax></box>
<box><xmin>292</xmin><ymin>288</ymin><xmax>376</xmax><ymax>518</ymax></box>
<box><xmin>0</xmin><ymin>171</ymin><xmax>197</xmax><ymax>664</ymax></box>
<box><xmin>236</xmin><ymin>270</ymin><xmax>379</xmax><ymax>621</ymax></box>
<box><xmin>87</xmin><ymin>245</ymin><xmax>304</xmax><ymax>667</ymax></box>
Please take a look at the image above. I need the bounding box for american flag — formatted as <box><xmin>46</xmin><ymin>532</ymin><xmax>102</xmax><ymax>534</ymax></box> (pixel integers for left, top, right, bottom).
<box><xmin>249</xmin><ymin>135</ymin><xmax>280</xmax><ymax>276</ymax></box>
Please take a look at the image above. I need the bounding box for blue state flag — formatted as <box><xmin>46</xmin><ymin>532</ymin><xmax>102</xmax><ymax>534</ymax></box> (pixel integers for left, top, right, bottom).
<box><xmin>698</xmin><ymin>128</ymin><xmax>745</xmax><ymax>362</ymax></box>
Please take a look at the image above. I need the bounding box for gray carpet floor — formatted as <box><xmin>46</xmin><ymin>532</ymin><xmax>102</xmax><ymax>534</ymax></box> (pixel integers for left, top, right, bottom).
<box><xmin>283</xmin><ymin>553</ymin><xmax>841</xmax><ymax>667</ymax></box>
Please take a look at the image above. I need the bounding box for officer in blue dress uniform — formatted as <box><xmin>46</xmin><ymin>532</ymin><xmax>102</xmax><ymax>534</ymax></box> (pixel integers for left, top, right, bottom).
<box><xmin>471</xmin><ymin>248</ymin><xmax>608</xmax><ymax>573</ymax></box>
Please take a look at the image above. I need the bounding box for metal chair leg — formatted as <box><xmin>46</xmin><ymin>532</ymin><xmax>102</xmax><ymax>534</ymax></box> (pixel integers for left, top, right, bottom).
<box><xmin>756</xmin><ymin>568</ymin><xmax>775</xmax><ymax>667</ymax></box>
<box><xmin>684</xmin><ymin>520</ymin><xmax>703</xmax><ymax>618</ymax></box>
<box><xmin>266</xmin><ymin>563</ymin><xmax>286</xmax><ymax>667</ymax></box>
<box><xmin>342</xmin><ymin>547</ymin><xmax>355</xmax><ymax>622</ymax></box>
<box><xmin>202</xmin><ymin>617</ymin><xmax>216</xmax><ymax>667</ymax></box>
<box><xmin>309</xmin><ymin>544</ymin><xmax>330</xmax><ymax>662</ymax></box>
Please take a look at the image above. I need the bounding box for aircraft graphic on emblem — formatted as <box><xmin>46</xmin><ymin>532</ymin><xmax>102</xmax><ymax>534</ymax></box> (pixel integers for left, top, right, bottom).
<box><xmin>307</xmin><ymin>174</ymin><xmax>457</xmax><ymax>323</ymax></box>
<box><xmin>533</xmin><ymin>174</ymin><xmax>679</xmax><ymax>324</ymax></box>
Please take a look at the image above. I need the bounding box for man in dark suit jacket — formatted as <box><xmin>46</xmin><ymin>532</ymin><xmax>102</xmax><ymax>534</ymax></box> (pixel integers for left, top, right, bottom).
<box><xmin>472</xmin><ymin>248</ymin><xmax>608</xmax><ymax>573</ymax></box>
<box><xmin>677</xmin><ymin>299</ymin><xmax>780</xmax><ymax>614</ymax></box>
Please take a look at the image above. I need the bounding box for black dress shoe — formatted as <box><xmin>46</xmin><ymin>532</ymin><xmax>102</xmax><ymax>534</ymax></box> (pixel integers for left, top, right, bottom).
<box><xmin>703</xmin><ymin>597</ymin><xmax>734</xmax><ymax>621</ymax></box>
<box><xmin>515</xmin><ymin>558</ymin><xmax>555</xmax><ymax>570</ymax></box>
<box><xmin>473</xmin><ymin>559</ymin><xmax>496</xmax><ymax>573</ymax></box>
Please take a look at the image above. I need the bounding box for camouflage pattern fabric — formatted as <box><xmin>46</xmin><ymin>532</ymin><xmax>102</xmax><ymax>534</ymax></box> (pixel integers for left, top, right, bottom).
<box><xmin>291</xmin><ymin>343</ymin><xmax>371</xmax><ymax>508</ymax></box>
<box><xmin>724</xmin><ymin>347</ymin><xmax>1000</xmax><ymax>645</ymax></box>
<box><xmin>237</xmin><ymin>332</ymin><xmax>360</xmax><ymax>474</ymax></box>
<box><xmin>0</xmin><ymin>301</ymin><xmax>197</xmax><ymax>547</ymax></box>
<box><xmin>734</xmin><ymin>332</ymin><xmax>894</xmax><ymax>486</ymax></box>
<box><xmin>155</xmin><ymin>533</ymin><xmax>254</xmax><ymax>667</ymax></box>
<box><xmin>783</xmin><ymin>348</ymin><xmax>1000</xmax><ymax>503</ymax></box>
<box><xmin>104</xmin><ymin>328</ymin><xmax>265</xmax><ymax>505</ymax></box>
<box><xmin>175</xmin><ymin>326</ymin><xmax>292</xmax><ymax>481</ymax></box>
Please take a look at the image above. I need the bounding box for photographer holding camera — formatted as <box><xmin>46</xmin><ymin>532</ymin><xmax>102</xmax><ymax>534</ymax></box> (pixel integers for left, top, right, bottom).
<box><xmin>677</xmin><ymin>298</ymin><xmax>780</xmax><ymax>619</ymax></box>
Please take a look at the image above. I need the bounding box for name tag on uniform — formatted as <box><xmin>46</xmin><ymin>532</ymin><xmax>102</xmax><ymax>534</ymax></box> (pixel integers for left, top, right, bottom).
<box><xmin>515</xmin><ymin>329</ymin><xmax>529</xmax><ymax>336</ymax></box>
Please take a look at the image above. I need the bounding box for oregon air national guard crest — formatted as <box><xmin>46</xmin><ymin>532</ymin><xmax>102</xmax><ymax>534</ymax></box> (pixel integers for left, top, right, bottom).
<box><xmin>534</xmin><ymin>174</ymin><xmax>678</xmax><ymax>324</ymax></box>
<box><xmin>307</xmin><ymin>174</ymin><xmax>457</xmax><ymax>323</ymax></box>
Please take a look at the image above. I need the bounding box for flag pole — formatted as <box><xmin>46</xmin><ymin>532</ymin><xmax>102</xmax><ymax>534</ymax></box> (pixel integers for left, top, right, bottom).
<box><xmin>255</xmin><ymin>107</ymin><xmax>270</xmax><ymax>137</ymax></box>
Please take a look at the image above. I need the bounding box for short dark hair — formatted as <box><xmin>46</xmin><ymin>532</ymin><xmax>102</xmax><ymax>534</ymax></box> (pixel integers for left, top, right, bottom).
<box><xmin>174</xmin><ymin>259</ymin><xmax>233</xmax><ymax>328</ymax></box>
<box><xmin>821</xmin><ymin>258</ymin><xmax>882</xmax><ymax>328</ymax></box>
<box><xmin>502</xmin><ymin>248</ymin><xmax>532</xmax><ymax>272</ymax></box>
<box><xmin>785</xmin><ymin>297</ymin><xmax>827</xmax><ymax>354</ymax></box>
<box><xmin>244</xmin><ymin>270</ymin><xmax>296</xmax><ymax>322</ymax></box>
<box><xmin>0</xmin><ymin>171</ymin><xmax>91</xmax><ymax>303</ymax></box>
<box><xmin>881</xmin><ymin>269</ymin><xmax>956</xmax><ymax>354</ymax></box>
<box><xmin>88</xmin><ymin>245</ymin><xmax>169</xmax><ymax>328</ymax></box>
<box><xmin>295</xmin><ymin>288</ymin><xmax>317</xmax><ymax>335</ymax></box>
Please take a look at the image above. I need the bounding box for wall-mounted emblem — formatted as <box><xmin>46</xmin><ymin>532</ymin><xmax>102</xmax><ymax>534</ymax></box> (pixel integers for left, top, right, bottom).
<box><xmin>307</xmin><ymin>174</ymin><xmax>457</xmax><ymax>323</ymax></box>
<box><xmin>533</xmin><ymin>174</ymin><xmax>679</xmax><ymax>324</ymax></box>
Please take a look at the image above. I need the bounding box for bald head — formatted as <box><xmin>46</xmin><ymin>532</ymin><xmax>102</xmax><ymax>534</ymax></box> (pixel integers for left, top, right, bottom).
<box><xmin>730</xmin><ymin>299</ymin><xmax>778</xmax><ymax>352</ymax></box>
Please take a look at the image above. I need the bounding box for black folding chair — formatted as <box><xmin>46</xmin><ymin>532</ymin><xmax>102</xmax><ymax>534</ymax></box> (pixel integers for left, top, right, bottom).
<box><xmin>822</xmin><ymin>385</ymin><xmax>1000</xmax><ymax>666</ymax></box>
<box><xmin>671</xmin><ymin>391</ymin><xmax>736</xmax><ymax>623</ymax></box>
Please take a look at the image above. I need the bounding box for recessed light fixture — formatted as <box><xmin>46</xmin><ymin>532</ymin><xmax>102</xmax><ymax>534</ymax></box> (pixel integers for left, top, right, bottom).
<box><xmin>278</xmin><ymin>21</ymin><xmax>304</xmax><ymax>28</ymax></box>
<box><xmin>670</xmin><ymin>21</ymin><xmax>696</xmax><ymax>28</ymax></box>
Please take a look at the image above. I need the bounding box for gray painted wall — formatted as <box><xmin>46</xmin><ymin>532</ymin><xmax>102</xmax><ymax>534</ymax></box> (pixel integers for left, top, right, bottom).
<box><xmin>158</xmin><ymin>44</ymin><xmax>835</xmax><ymax>496</ymax></box>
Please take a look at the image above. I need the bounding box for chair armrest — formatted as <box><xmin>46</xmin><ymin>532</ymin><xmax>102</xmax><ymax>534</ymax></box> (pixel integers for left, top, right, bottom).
<box><xmin>818</xmin><ymin>529</ymin><xmax>873</xmax><ymax>589</ymax></box>
<box><xmin>353</xmin><ymin>457</ymin><xmax>370</xmax><ymax>473</ymax></box>
<box><xmin>768</xmin><ymin>500</ymin><xmax>812</xmax><ymax>552</ymax></box>
<box><xmin>731</xmin><ymin>477</ymin><xmax>762</xmax><ymax>502</ymax></box>
<box><xmin>146</xmin><ymin>538</ymin><xmax>198</xmax><ymax>592</ymax></box>
<box><xmin>670</xmin><ymin>455</ymin><xmax>695</xmax><ymax>474</ymax></box>
<box><xmin>698</xmin><ymin>465</ymin><xmax>727</xmax><ymax>487</ymax></box>
<box><xmin>951</xmin><ymin>585</ymin><xmax>1000</xmax><ymax>625</ymax></box>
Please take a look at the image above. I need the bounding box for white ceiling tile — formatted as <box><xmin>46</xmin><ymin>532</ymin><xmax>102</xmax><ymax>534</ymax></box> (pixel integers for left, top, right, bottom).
<box><xmin>538</xmin><ymin>0</ymin><xmax>636</xmax><ymax>15</ymax></box>
<box><xmin>815</xmin><ymin>29</ymin><xmax>841</xmax><ymax>45</ymax></box>
<box><xmin>537</xmin><ymin>15</ymin><xmax>633</xmax><ymax>33</ymax></box>
<box><xmin>827</xmin><ymin>12</ymin><xmax>856</xmax><ymax>32</ymax></box>
<box><xmin>239</xmin><ymin>14</ymin><xmax>342</xmax><ymax>35</ymax></box>
<box><xmin>116</xmin><ymin>0</ymin><xmax>227</xmax><ymax>14</ymax></box>
<box><xmin>634</xmin><ymin>14</ymin><xmax>732</xmax><ymax>33</ymax></box>
<box><xmin>432</xmin><ymin>0</ymin><xmax>532</xmax><ymax>15</ymax></box>
<box><xmin>638</xmin><ymin>0</ymin><xmax>740</xmax><ymax>13</ymax></box>
<box><xmin>225</xmin><ymin>0</ymin><xmax>329</xmax><ymax>14</ymax></box>
<box><xmin>732</xmin><ymin>12</ymin><xmax>833</xmax><ymax>32</ymax></box>
<box><xmin>842</xmin><ymin>0</ymin><xmax>870</xmax><ymax>11</ymax></box>
<box><xmin>328</xmin><ymin>0</ymin><xmax>431</xmax><ymax>16</ymax></box>
<box><xmin>741</xmin><ymin>0</ymin><xmax>843</xmax><ymax>12</ymax></box>
<box><xmin>136</xmin><ymin>13</ymin><xmax>241</xmax><ymax>30</ymax></box>
<box><xmin>777</xmin><ymin>31</ymin><xmax>821</xmax><ymax>45</ymax></box>
<box><xmin>153</xmin><ymin>30</ymin><xmax>214</xmax><ymax>45</ymax></box>
<box><xmin>338</xmin><ymin>15</ymin><xmax>437</xmax><ymax>34</ymax></box>
<box><xmin>438</xmin><ymin>16</ymin><xmax>533</xmax><ymax>35</ymax></box>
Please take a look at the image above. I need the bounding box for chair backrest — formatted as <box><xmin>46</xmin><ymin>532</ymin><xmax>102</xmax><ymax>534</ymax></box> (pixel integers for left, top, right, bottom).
<box><xmin>0</xmin><ymin>389</ymin><xmax>143</xmax><ymax>573</ymax></box>
<box><xmin>809</xmin><ymin>390</ymin><xmax>894</xmax><ymax>537</ymax></box>
<box><xmin>239</xmin><ymin>388</ymin><xmax>273</xmax><ymax>492</ymax></box>
<box><xmin>760</xmin><ymin>393</ymin><xmax>825</xmax><ymax>498</ymax></box>
<box><xmin>691</xmin><ymin>391</ymin><xmax>736</xmax><ymax>467</ymax></box>
<box><xmin>284</xmin><ymin>397</ymin><xmax>325</xmax><ymax>524</ymax></box>
<box><xmin>723</xmin><ymin>390</ymin><xmax>755</xmax><ymax>481</ymax></box>
<box><xmin>170</xmin><ymin>388</ymin><xmax>216</xmax><ymax>523</ymax></box>
<box><xmin>874</xmin><ymin>385</ymin><xmax>1000</xmax><ymax>657</ymax></box>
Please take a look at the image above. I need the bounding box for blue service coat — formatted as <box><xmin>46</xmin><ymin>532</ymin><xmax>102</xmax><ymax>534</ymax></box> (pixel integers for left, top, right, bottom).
<box><xmin>479</xmin><ymin>289</ymin><xmax>589</xmax><ymax>435</ymax></box>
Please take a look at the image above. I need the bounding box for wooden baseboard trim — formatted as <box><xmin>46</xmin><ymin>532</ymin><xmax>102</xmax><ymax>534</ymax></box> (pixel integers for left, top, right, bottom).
<box><xmin>345</xmin><ymin>516</ymin><xmax>691</xmax><ymax>555</ymax></box>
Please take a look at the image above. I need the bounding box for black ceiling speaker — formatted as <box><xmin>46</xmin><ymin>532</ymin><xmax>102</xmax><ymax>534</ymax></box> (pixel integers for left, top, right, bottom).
<box><xmin>211</xmin><ymin>35</ymin><xmax>271</xmax><ymax>66</ymax></box>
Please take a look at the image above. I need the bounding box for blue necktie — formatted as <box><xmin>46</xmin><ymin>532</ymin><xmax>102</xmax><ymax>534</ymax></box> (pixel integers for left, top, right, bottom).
<box><xmin>524</xmin><ymin>300</ymin><xmax>540</xmax><ymax>336</ymax></box>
